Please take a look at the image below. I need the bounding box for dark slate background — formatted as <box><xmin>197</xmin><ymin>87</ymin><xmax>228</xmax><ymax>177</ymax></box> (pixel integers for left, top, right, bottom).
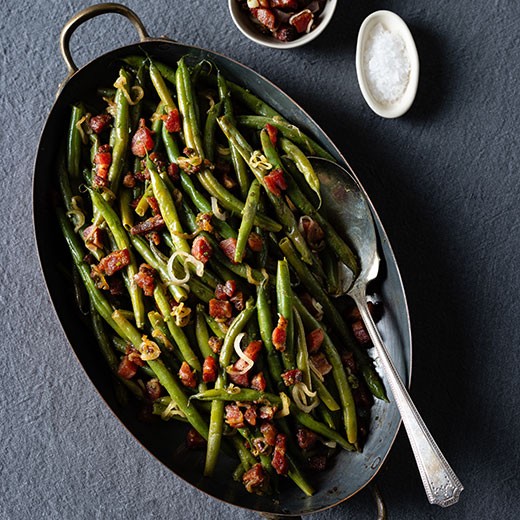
<box><xmin>1</xmin><ymin>0</ymin><xmax>519</xmax><ymax>518</ymax></box>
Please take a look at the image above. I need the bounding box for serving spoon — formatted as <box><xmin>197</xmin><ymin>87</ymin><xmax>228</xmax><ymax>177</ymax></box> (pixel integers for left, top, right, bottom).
<box><xmin>311</xmin><ymin>157</ymin><xmax>464</xmax><ymax>507</ymax></box>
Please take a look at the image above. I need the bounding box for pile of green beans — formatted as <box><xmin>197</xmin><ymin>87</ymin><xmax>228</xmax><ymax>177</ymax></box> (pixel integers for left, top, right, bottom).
<box><xmin>57</xmin><ymin>54</ymin><xmax>387</xmax><ymax>497</ymax></box>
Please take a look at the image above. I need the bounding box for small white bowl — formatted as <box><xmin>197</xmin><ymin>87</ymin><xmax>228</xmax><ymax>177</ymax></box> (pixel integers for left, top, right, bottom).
<box><xmin>356</xmin><ymin>10</ymin><xmax>419</xmax><ymax>118</ymax></box>
<box><xmin>228</xmin><ymin>0</ymin><xmax>337</xmax><ymax>50</ymax></box>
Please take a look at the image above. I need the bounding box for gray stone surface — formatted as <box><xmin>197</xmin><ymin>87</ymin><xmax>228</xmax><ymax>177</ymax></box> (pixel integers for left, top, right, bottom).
<box><xmin>1</xmin><ymin>0</ymin><xmax>519</xmax><ymax>518</ymax></box>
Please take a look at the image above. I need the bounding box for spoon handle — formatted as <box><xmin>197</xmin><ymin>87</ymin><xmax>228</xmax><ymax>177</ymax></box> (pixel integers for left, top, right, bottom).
<box><xmin>352</xmin><ymin>294</ymin><xmax>464</xmax><ymax>507</ymax></box>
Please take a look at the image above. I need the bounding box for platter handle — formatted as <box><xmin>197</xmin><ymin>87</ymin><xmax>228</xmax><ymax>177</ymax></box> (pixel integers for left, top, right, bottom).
<box><xmin>59</xmin><ymin>2</ymin><xmax>149</xmax><ymax>75</ymax></box>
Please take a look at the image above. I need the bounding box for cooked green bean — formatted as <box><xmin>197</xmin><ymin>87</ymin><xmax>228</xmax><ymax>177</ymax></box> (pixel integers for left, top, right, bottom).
<box><xmin>276</xmin><ymin>259</ymin><xmax>295</xmax><ymax>371</ymax></box>
<box><xmin>154</xmin><ymin>282</ymin><xmax>201</xmax><ymax>374</ymax></box>
<box><xmin>203</xmin><ymin>99</ymin><xmax>223</xmax><ymax>163</ymax></box>
<box><xmin>192</xmin><ymin>388</ymin><xmax>352</xmax><ymax>450</ymax></box>
<box><xmin>236</xmin><ymin>115</ymin><xmax>335</xmax><ymax>161</ymax></box>
<box><xmin>149</xmin><ymin>61</ymin><xmax>177</xmax><ymax>112</ymax></box>
<box><xmin>58</xmin><ymin>210</ymin><xmax>128</xmax><ymax>339</ymax></box>
<box><xmin>218</xmin><ymin>73</ymin><xmax>250</xmax><ymax>198</ymax></box>
<box><xmin>111</xmin><ymin>310</ymin><xmax>209</xmax><ymax>440</ymax></box>
<box><xmin>195</xmin><ymin>304</ymin><xmax>213</xmax><ymax>359</ymax></box>
<box><xmin>256</xmin><ymin>283</ymin><xmax>284</xmax><ymax>391</ymax></box>
<box><xmin>279</xmin><ymin>137</ymin><xmax>321</xmax><ymax>206</ymax></box>
<box><xmin>218</xmin><ymin>116</ymin><xmax>314</xmax><ymax>265</ymax></box>
<box><xmin>147</xmin><ymin>157</ymin><xmax>190</xmax><ymax>254</ymax></box>
<box><xmin>108</xmin><ymin>68</ymin><xmax>132</xmax><ymax>192</ymax></box>
<box><xmin>90</xmin><ymin>189</ymin><xmax>145</xmax><ymax>329</ymax></box>
<box><xmin>282</xmin><ymin>158</ymin><xmax>359</xmax><ymax>278</ymax></box>
<box><xmin>294</xmin><ymin>308</ymin><xmax>311</xmax><ymax>388</ymax></box>
<box><xmin>176</xmin><ymin>58</ymin><xmax>281</xmax><ymax>232</ymax></box>
<box><xmin>293</xmin><ymin>297</ymin><xmax>358</xmax><ymax>445</ymax></box>
<box><xmin>129</xmin><ymin>234</ymin><xmax>188</xmax><ymax>303</ymax></box>
<box><xmin>67</xmin><ymin>103</ymin><xmax>84</xmax><ymax>179</ymax></box>
<box><xmin>179</xmin><ymin>171</ymin><xmax>237</xmax><ymax>239</ymax></box>
<box><xmin>234</xmin><ymin>179</ymin><xmax>260</xmax><ymax>263</ymax></box>
<box><xmin>205</xmin><ymin>299</ymin><xmax>255</xmax><ymax>476</ymax></box>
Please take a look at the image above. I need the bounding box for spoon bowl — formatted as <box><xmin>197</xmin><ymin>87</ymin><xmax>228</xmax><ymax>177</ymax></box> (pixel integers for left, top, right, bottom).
<box><xmin>310</xmin><ymin>157</ymin><xmax>464</xmax><ymax>507</ymax></box>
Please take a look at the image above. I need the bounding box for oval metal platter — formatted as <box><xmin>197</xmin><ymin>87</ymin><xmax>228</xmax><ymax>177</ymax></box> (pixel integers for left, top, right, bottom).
<box><xmin>33</xmin><ymin>6</ymin><xmax>411</xmax><ymax>517</ymax></box>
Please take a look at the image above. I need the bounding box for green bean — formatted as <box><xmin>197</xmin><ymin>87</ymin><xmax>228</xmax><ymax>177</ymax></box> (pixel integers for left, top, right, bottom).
<box><xmin>58</xmin><ymin>149</ymin><xmax>85</xmax><ymax>235</ymax></box>
<box><xmin>283</xmin><ymin>237</ymin><xmax>386</xmax><ymax>402</ymax></box>
<box><xmin>195</xmin><ymin>304</ymin><xmax>213</xmax><ymax>359</ymax></box>
<box><xmin>205</xmin><ymin>299</ymin><xmax>255</xmax><ymax>476</ymax></box>
<box><xmin>276</xmin><ymin>259</ymin><xmax>295</xmax><ymax>371</ymax></box>
<box><xmin>188</xmin><ymin>277</ymin><xmax>215</xmax><ymax>303</ymax></box>
<box><xmin>129</xmin><ymin>61</ymin><xmax>147</xmax><ymax>133</ymax></box>
<box><xmin>108</xmin><ymin>68</ymin><xmax>132</xmax><ymax>192</ymax></box>
<box><xmin>148</xmin><ymin>311</ymin><xmax>184</xmax><ymax>365</ymax></box>
<box><xmin>218</xmin><ymin>73</ymin><xmax>250</xmax><ymax>198</ymax></box>
<box><xmin>113</xmin><ymin>335</ymin><xmax>157</xmax><ymax>379</ymax></box>
<box><xmin>256</xmin><ymin>284</ymin><xmax>284</xmax><ymax>391</ymax></box>
<box><xmin>119</xmin><ymin>188</ymin><xmax>134</xmax><ymax>230</ymax></box>
<box><xmin>177</xmin><ymin>200</ymin><xmax>198</xmax><ymax>235</ymax></box>
<box><xmin>149</xmin><ymin>62</ymin><xmax>177</xmax><ymax>112</ymax></box>
<box><xmin>111</xmin><ymin>310</ymin><xmax>209</xmax><ymax>440</ymax></box>
<box><xmin>179</xmin><ymin>172</ymin><xmax>237</xmax><ymax>239</ymax></box>
<box><xmin>232</xmin><ymin>463</ymin><xmax>246</xmax><ymax>482</ymax></box>
<box><xmin>89</xmin><ymin>133</ymin><xmax>100</xmax><ymax>174</ymax></box>
<box><xmin>280</xmin><ymin>237</ymin><xmax>345</xmax><ymax>340</ymax></box>
<box><xmin>122</xmin><ymin>55</ymin><xmax>147</xmax><ymax>72</ymax></box>
<box><xmin>201</xmin><ymin>167</ymin><xmax>281</xmax><ymax>231</ymax></box>
<box><xmin>321</xmin><ymin>248</ymin><xmax>341</xmax><ymax>295</ymax></box>
<box><xmin>208</xmin><ymin>257</ymin><xmax>236</xmax><ymax>285</ymax></box>
<box><xmin>203</xmin><ymin>99</ymin><xmax>223</xmax><ymax>163</ymax></box>
<box><xmin>292</xmin><ymin>297</ymin><xmax>358</xmax><ymax>445</ymax></box>
<box><xmin>176</xmin><ymin>58</ymin><xmax>281</xmax><ymax>232</ymax></box>
<box><xmin>67</xmin><ymin>103</ymin><xmax>84</xmax><ymax>179</ymax></box>
<box><xmin>291</xmin><ymin>406</ymin><xmax>354</xmax><ymax>451</ymax></box>
<box><xmin>176</xmin><ymin>57</ymin><xmax>205</xmax><ymax>155</ymax></box>
<box><xmin>294</xmin><ymin>308</ymin><xmax>311</xmax><ymax>389</ymax></box>
<box><xmin>279</xmin><ymin>137</ymin><xmax>321</xmax><ymax>206</ymax></box>
<box><xmin>202</xmin><ymin>232</ymin><xmax>265</xmax><ymax>284</ymax></box>
<box><xmin>151</xmin><ymin>107</ymin><xmax>164</xmax><ymax>153</ymax></box>
<box><xmin>282</xmin><ymin>158</ymin><xmax>359</xmax><ymax>278</ymax></box>
<box><xmin>236</xmin><ymin>115</ymin><xmax>335</xmax><ymax>161</ymax></box>
<box><xmin>89</xmin><ymin>190</ymin><xmax>145</xmax><ymax>329</ymax></box>
<box><xmin>227</xmin><ymin>81</ymin><xmax>281</xmax><ymax>118</ymax></box>
<box><xmin>123</xmin><ymin>56</ymin><xmax>177</xmax><ymax>86</ymax></box>
<box><xmin>192</xmin><ymin>387</ymin><xmax>280</xmax><ymax>405</ymax></box>
<box><xmin>192</xmin><ymin>388</ymin><xmax>353</xmax><ymax>450</ymax></box>
<box><xmin>58</xmin><ymin>210</ymin><xmax>127</xmax><ymax>339</ymax></box>
<box><xmin>237</xmin><ymin>427</ymin><xmax>273</xmax><ymax>477</ymax></box>
<box><xmin>218</xmin><ymin>116</ymin><xmax>313</xmax><ymax>264</ymax></box>
<box><xmin>129</xmin><ymin>234</ymin><xmax>188</xmax><ymax>303</ymax></box>
<box><xmin>287</xmin><ymin>453</ymin><xmax>315</xmax><ymax>497</ymax></box>
<box><xmin>201</xmin><ymin>313</ymin><xmax>225</xmax><ymax>341</ymax></box>
<box><xmin>153</xmin><ymin>282</ymin><xmax>202</xmax><ymax>373</ymax></box>
<box><xmin>147</xmin><ymin>157</ymin><xmax>190</xmax><ymax>254</ymax></box>
<box><xmin>317</xmin><ymin>403</ymin><xmax>336</xmax><ymax>430</ymax></box>
<box><xmin>161</xmin><ymin>117</ymin><xmax>181</xmax><ymax>162</ymax></box>
<box><xmin>231</xmin><ymin>436</ymin><xmax>256</xmax><ymax>473</ymax></box>
<box><xmin>90</xmin><ymin>303</ymin><xmax>144</xmax><ymax>400</ymax></box>
<box><xmin>134</xmin><ymin>182</ymin><xmax>153</xmax><ymax>217</ymax></box>
<box><xmin>311</xmin><ymin>372</ymin><xmax>340</xmax><ymax>412</ymax></box>
<box><xmin>234</xmin><ymin>179</ymin><xmax>261</xmax><ymax>263</ymax></box>
<box><xmin>148</xmin><ymin>311</ymin><xmax>185</xmax><ymax>376</ymax></box>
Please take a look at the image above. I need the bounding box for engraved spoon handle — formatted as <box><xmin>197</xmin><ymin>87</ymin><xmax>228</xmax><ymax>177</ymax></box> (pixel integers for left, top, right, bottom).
<box><xmin>352</xmin><ymin>292</ymin><xmax>464</xmax><ymax>507</ymax></box>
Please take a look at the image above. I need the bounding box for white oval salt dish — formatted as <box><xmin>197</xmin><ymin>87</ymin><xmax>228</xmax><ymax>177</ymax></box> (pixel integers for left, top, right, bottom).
<box><xmin>356</xmin><ymin>10</ymin><xmax>419</xmax><ymax>118</ymax></box>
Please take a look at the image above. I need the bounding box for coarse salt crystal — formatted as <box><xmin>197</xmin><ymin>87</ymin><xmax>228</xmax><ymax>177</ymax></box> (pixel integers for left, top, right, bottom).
<box><xmin>363</xmin><ymin>23</ymin><xmax>411</xmax><ymax>104</ymax></box>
